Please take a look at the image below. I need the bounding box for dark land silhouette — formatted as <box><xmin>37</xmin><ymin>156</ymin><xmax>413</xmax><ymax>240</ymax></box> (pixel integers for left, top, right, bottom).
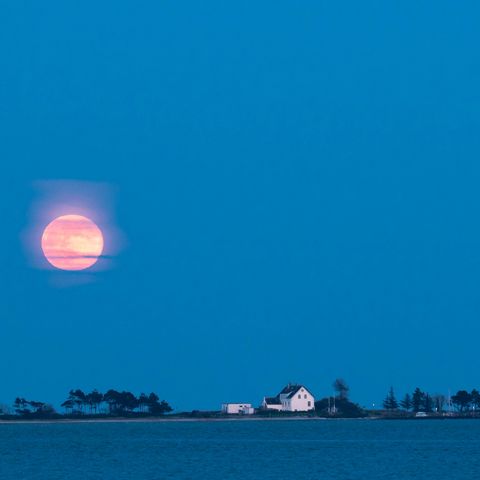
<box><xmin>1</xmin><ymin>381</ymin><xmax>480</xmax><ymax>421</ymax></box>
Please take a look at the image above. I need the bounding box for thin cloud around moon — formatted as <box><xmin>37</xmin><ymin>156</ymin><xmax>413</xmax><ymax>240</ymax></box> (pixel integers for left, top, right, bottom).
<box><xmin>22</xmin><ymin>180</ymin><xmax>125</xmax><ymax>275</ymax></box>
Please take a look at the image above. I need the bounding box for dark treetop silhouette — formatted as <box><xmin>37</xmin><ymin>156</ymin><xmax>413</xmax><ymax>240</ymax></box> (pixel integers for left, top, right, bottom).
<box><xmin>8</xmin><ymin>389</ymin><xmax>172</xmax><ymax>419</ymax></box>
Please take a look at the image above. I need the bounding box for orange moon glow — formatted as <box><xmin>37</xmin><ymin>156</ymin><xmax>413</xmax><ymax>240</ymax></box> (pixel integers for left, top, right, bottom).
<box><xmin>41</xmin><ymin>215</ymin><xmax>104</xmax><ymax>271</ymax></box>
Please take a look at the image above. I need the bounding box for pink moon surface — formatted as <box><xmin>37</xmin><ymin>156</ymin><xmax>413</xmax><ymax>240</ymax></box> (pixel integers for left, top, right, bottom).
<box><xmin>41</xmin><ymin>215</ymin><xmax>104</xmax><ymax>271</ymax></box>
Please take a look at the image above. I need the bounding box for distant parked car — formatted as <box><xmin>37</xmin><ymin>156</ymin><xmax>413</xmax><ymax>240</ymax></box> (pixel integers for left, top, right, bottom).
<box><xmin>415</xmin><ymin>411</ymin><xmax>428</xmax><ymax>417</ymax></box>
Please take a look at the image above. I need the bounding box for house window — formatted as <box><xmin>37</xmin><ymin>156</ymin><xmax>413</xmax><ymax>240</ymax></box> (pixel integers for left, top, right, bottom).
<box><xmin>298</xmin><ymin>394</ymin><xmax>301</xmax><ymax>399</ymax></box>
<box><xmin>304</xmin><ymin>394</ymin><xmax>307</xmax><ymax>399</ymax></box>
<box><xmin>308</xmin><ymin>401</ymin><xmax>311</xmax><ymax>407</ymax></box>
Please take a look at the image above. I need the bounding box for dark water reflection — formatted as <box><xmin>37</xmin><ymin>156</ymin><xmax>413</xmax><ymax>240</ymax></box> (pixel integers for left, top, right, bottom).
<box><xmin>1</xmin><ymin>419</ymin><xmax>479</xmax><ymax>479</ymax></box>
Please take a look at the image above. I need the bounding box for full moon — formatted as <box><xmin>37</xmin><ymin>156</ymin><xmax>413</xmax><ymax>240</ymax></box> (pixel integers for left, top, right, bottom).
<box><xmin>41</xmin><ymin>215</ymin><xmax>104</xmax><ymax>271</ymax></box>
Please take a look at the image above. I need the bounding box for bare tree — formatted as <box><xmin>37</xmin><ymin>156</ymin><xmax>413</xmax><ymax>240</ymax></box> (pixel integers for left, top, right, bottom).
<box><xmin>432</xmin><ymin>394</ymin><xmax>446</xmax><ymax>413</ymax></box>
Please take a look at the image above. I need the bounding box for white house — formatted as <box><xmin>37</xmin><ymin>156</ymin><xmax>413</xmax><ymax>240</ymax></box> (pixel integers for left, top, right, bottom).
<box><xmin>262</xmin><ymin>384</ymin><xmax>315</xmax><ymax>412</ymax></box>
<box><xmin>262</xmin><ymin>396</ymin><xmax>283</xmax><ymax>411</ymax></box>
<box><xmin>221</xmin><ymin>403</ymin><xmax>255</xmax><ymax>415</ymax></box>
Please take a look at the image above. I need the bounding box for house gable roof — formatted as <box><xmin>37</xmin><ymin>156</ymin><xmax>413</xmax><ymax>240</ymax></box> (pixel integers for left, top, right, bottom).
<box><xmin>264</xmin><ymin>396</ymin><xmax>282</xmax><ymax>405</ymax></box>
<box><xmin>279</xmin><ymin>384</ymin><xmax>314</xmax><ymax>399</ymax></box>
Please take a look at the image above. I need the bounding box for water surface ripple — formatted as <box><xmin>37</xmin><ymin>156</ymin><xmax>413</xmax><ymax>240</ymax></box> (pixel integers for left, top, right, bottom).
<box><xmin>1</xmin><ymin>419</ymin><xmax>479</xmax><ymax>479</ymax></box>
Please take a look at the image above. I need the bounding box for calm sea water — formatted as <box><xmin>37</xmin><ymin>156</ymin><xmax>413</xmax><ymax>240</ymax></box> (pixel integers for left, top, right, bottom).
<box><xmin>1</xmin><ymin>419</ymin><xmax>479</xmax><ymax>479</ymax></box>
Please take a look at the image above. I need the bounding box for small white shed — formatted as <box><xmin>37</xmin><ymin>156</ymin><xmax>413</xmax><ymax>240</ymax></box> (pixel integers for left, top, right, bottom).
<box><xmin>221</xmin><ymin>403</ymin><xmax>254</xmax><ymax>415</ymax></box>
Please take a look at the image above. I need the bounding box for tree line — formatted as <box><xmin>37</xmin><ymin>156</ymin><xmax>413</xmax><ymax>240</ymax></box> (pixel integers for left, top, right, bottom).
<box><xmin>9</xmin><ymin>389</ymin><xmax>172</xmax><ymax>418</ymax></box>
<box><xmin>13</xmin><ymin>398</ymin><xmax>55</xmax><ymax>416</ymax></box>
<box><xmin>383</xmin><ymin>387</ymin><xmax>480</xmax><ymax>413</ymax></box>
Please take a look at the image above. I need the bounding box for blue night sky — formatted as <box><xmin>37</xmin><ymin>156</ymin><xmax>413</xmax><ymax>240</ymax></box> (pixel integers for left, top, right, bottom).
<box><xmin>1</xmin><ymin>1</ymin><xmax>480</xmax><ymax>411</ymax></box>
